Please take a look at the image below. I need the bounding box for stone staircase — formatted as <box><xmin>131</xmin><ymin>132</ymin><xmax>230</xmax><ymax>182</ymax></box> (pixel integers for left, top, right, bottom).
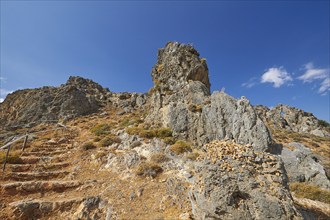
<box><xmin>0</xmin><ymin>133</ymin><xmax>106</xmax><ymax>219</ymax></box>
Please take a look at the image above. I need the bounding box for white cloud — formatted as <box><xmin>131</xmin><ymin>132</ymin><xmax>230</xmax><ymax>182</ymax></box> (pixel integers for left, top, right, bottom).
<box><xmin>297</xmin><ymin>62</ymin><xmax>330</xmax><ymax>95</ymax></box>
<box><xmin>261</xmin><ymin>67</ymin><xmax>292</xmax><ymax>88</ymax></box>
<box><xmin>0</xmin><ymin>98</ymin><xmax>3</xmax><ymax>103</ymax></box>
<box><xmin>298</xmin><ymin>62</ymin><xmax>329</xmax><ymax>82</ymax></box>
<box><xmin>242</xmin><ymin>77</ymin><xmax>258</xmax><ymax>88</ymax></box>
<box><xmin>319</xmin><ymin>78</ymin><xmax>330</xmax><ymax>94</ymax></box>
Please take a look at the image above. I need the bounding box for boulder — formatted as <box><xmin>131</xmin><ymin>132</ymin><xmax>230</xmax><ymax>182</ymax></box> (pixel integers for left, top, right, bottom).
<box><xmin>280</xmin><ymin>142</ymin><xmax>330</xmax><ymax>189</ymax></box>
<box><xmin>189</xmin><ymin>141</ymin><xmax>302</xmax><ymax>220</ymax></box>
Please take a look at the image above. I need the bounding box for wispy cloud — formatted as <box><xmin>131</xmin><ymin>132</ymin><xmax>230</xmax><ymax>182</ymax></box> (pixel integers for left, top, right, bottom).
<box><xmin>241</xmin><ymin>77</ymin><xmax>258</xmax><ymax>88</ymax></box>
<box><xmin>319</xmin><ymin>78</ymin><xmax>330</xmax><ymax>94</ymax></box>
<box><xmin>260</xmin><ymin>67</ymin><xmax>292</xmax><ymax>88</ymax></box>
<box><xmin>298</xmin><ymin>62</ymin><xmax>329</xmax><ymax>95</ymax></box>
<box><xmin>298</xmin><ymin>62</ymin><xmax>328</xmax><ymax>82</ymax></box>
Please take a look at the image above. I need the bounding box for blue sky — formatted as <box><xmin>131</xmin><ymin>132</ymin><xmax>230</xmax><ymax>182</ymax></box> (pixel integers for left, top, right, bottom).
<box><xmin>1</xmin><ymin>1</ymin><xmax>329</xmax><ymax>121</ymax></box>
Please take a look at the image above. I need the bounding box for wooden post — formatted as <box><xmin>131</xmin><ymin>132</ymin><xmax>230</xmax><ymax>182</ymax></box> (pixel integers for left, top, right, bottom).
<box><xmin>22</xmin><ymin>135</ymin><xmax>28</xmax><ymax>152</ymax></box>
<box><xmin>3</xmin><ymin>145</ymin><xmax>11</xmax><ymax>172</ymax></box>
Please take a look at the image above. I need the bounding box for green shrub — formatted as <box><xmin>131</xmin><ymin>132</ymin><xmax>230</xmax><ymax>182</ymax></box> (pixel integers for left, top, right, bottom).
<box><xmin>90</xmin><ymin>124</ymin><xmax>111</xmax><ymax>136</ymax></box>
<box><xmin>126</xmin><ymin>127</ymin><xmax>172</xmax><ymax>139</ymax></box>
<box><xmin>81</xmin><ymin>142</ymin><xmax>97</xmax><ymax>150</ymax></box>
<box><xmin>318</xmin><ymin>120</ymin><xmax>330</xmax><ymax>128</ymax></box>
<box><xmin>170</xmin><ymin>140</ymin><xmax>192</xmax><ymax>155</ymax></box>
<box><xmin>136</xmin><ymin>162</ymin><xmax>163</xmax><ymax>178</ymax></box>
<box><xmin>150</xmin><ymin>153</ymin><xmax>169</xmax><ymax>163</ymax></box>
<box><xmin>290</xmin><ymin>182</ymin><xmax>330</xmax><ymax>204</ymax></box>
<box><xmin>163</xmin><ymin>137</ymin><xmax>176</xmax><ymax>145</ymax></box>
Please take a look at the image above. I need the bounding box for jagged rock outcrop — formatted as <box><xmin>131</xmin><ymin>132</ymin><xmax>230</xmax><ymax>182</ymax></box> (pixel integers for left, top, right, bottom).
<box><xmin>147</xmin><ymin>42</ymin><xmax>272</xmax><ymax>151</ymax></box>
<box><xmin>255</xmin><ymin>104</ymin><xmax>330</xmax><ymax>137</ymax></box>
<box><xmin>0</xmin><ymin>76</ymin><xmax>110</xmax><ymax>128</ymax></box>
<box><xmin>189</xmin><ymin>141</ymin><xmax>302</xmax><ymax>220</ymax></box>
<box><xmin>281</xmin><ymin>142</ymin><xmax>330</xmax><ymax>189</ymax></box>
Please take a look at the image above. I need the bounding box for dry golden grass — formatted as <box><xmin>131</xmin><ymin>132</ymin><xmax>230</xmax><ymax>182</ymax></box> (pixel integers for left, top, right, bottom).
<box><xmin>290</xmin><ymin>182</ymin><xmax>330</xmax><ymax>204</ymax></box>
<box><xmin>0</xmin><ymin>151</ymin><xmax>23</xmax><ymax>164</ymax></box>
<box><xmin>135</xmin><ymin>162</ymin><xmax>163</xmax><ymax>178</ymax></box>
<box><xmin>150</xmin><ymin>152</ymin><xmax>169</xmax><ymax>163</ymax></box>
<box><xmin>170</xmin><ymin>140</ymin><xmax>192</xmax><ymax>155</ymax></box>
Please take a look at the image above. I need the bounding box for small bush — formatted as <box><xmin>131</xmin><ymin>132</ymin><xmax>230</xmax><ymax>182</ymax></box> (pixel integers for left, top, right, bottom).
<box><xmin>156</xmin><ymin>128</ymin><xmax>172</xmax><ymax>138</ymax></box>
<box><xmin>186</xmin><ymin>151</ymin><xmax>200</xmax><ymax>161</ymax></box>
<box><xmin>136</xmin><ymin>162</ymin><xmax>163</xmax><ymax>178</ymax></box>
<box><xmin>318</xmin><ymin>120</ymin><xmax>330</xmax><ymax>128</ymax></box>
<box><xmin>130</xmin><ymin>141</ymin><xmax>142</xmax><ymax>148</ymax></box>
<box><xmin>0</xmin><ymin>151</ymin><xmax>23</xmax><ymax>164</ymax></box>
<box><xmin>81</xmin><ymin>142</ymin><xmax>97</xmax><ymax>151</ymax></box>
<box><xmin>290</xmin><ymin>182</ymin><xmax>330</xmax><ymax>204</ymax></box>
<box><xmin>126</xmin><ymin>127</ymin><xmax>172</xmax><ymax>139</ymax></box>
<box><xmin>170</xmin><ymin>140</ymin><xmax>192</xmax><ymax>155</ymax></box>
<box><xmin>90</xmin><ymin>124</ymin><xmax>111</xmax><ymax>136</ymax></box>
<box><xmin>99</xmin><ymin>135</ymin><xmax>122</xmax><ymax>147</ymax></box>
<box><xmin>93</xmin><ymin>137</ymin><xmax>101</xmax><ymax>142</ymax></box>
<box><xmin>163</xmin><ymin>137</ymin><xmax>176</xmax><ymax>145</ymax></box>
<box><xmin>188</xmin><ymin>104</ymin><xmax>203</xmax><ymax>113</ymax></box>
<box><xmin>150</xmin><ymin>153</ymin><xmax>169</xmax><ymax>163</ymax></box>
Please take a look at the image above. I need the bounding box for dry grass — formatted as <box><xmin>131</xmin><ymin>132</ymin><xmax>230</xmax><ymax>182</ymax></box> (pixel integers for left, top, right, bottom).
<box><xmin>90</xmin><ymin>124</ymin><xmax>111</xmax><ymax>136</ymax></box>
<box><xmin>169</xmin><ymin>140</ymin><xmax>192</xmax><ymax>155</ymax></box>
<box><xmin>150</xmin><ymin>152</ymin><xmax>169</xmax><ymax>163</ymax></box>
<box><xmin>126</xmin><ymin>127</ymin><xmax>172</xmax><ymax>139</ymax></box>
<box><xmin>0</xmin><ymin>151</ymin><xmax>23</xmax><ymax>164</ymax></box>
<box><xmin>81</xmin><ymin>142</ymin><xmax>97</xmax><ymax>151</ymax></box>
<box><xmin>290</xmin><ymin>182</ymin><xmax>330</xmax><ymax>204</ymax></box>
<box><xmin>135</xmin><ymin>162</ymin><xmax>163</xmax><ymax>178</ymax></box>
<box><xmin>99</xmin><ymin>135</ymin><xmax>122</xmax><ymax>147</ymax></box>
<box><xmin>186</xmin><ymin>151</ymin><xmax>200</xmax><ymax>161</ymax></box>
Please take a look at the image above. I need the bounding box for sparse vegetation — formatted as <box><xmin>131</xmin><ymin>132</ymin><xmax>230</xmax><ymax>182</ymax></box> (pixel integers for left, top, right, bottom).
<box><xmin>136</xmin><ymin>162</ymin><xmax>163</xmax><ymax>178</ymax></box>
<box><xmin>186</xmin><ymin>151</ymin><xmax>200</xmax><ymax>160</ymax></box>
<box><xmin>0</xmin><ymin>151</ymin><xmax>23</xmax><ymax>164</ymax></box>
<box><xmin>150</xmin><ymin>152</ymin><xmax>169</xmax><ymax>163</ymax></box>
<box><xmin>290</xmin><ymin>182</ymin><xmax>330</xmax><ymax>204</ymax></box>
<box><xmin>170</xmin><ymin>140</ymin><xmax>192</xmax><ymax>155</ymax></box>
<box><xmin>126</xmin><ymin>127</ymin><xmax>172</xmax><ymax>139</ymax></box>
<box><xmin>99</xmin><ymin>135</ymin><xmax>121</xmax><ymax>147</ymax></box>
<box><xmin>156</xmin><ymin>64</ymin><xmax>164</xmax><ymax>73</ymax></box>
<box><xmin>81</xmin><ymin>142</ymin><xmax>97</xmax><ymax>150</ymax></box>
<box><xmin>90</xmin><ymin>124</ymin><xmax>111</xmax><ymax>136</ymax></box>
<box><xmin>318</xmin><ymin>120</ymin><xmax>330</xmax><ymax>128</ymax></box>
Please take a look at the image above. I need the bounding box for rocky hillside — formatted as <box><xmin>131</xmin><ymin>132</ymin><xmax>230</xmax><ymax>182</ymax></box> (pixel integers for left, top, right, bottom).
<box><xmin>255</xmin><ymin>104</ymin><xmax>330</xmax><ymax>137</ymax></box>
<box><xmin>0</xmin><ymin>76</ymin><xmax>110</xmax><ymax>128</ymax></box>
<box><xmin>0</xmin><ymin>42</ymin><xmax>329</xmax><ymax>219</ymax></box>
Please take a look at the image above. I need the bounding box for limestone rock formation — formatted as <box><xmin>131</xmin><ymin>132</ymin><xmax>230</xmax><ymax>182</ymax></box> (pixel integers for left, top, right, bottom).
<box><xmin>189</xmin><ymin>141</ymin><xmax>302</xmax><ymax>220</ymax></box>
<box><xmin>255</xmin><ymin>104</ymin><xmax>330</xmax><ymax>137</ymax></box>
<box><xmin>0</xmin><ymin>76</ymin><xmax>110</xmax><ymax>128</ymax></box>
<box><xmin>147</xmin><ymin>42</ymin><xmax>272</xmax><ymax>151</ymax></box>
<box><xmin>281</xmin><ymin>142</ymin><xmax>330</xmax><ymax>189</ymax></box>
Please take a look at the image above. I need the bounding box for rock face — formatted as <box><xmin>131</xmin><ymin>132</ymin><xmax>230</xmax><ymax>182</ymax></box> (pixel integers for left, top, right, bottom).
<box><xmin>0</xmin><ymin>76</ymin><xmax>110</xmax><ymax>128</ymax></box>
<box><xmin>255</xmin><ymin>104</ymin><xmax>330</xmax><ymax>137</ymax></box>
<box><xmin>189</xmin><ymin>141</ymin><xmax>302</xmax><ymax>220</ymax></box>
<box><xmin>281</xmin><ymin>142</ymin><xmax>330</xmax><ymax>189</ymax></box>
<box><xmin>147</xmin><ymin>42</ymin><xmax>272</xmax><ymax>151</ymax></box>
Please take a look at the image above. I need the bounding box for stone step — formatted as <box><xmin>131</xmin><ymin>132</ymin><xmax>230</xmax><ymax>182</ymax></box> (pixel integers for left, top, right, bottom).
<box><xmin>5</xmin><ymin>170</ymin><xmax>70</xmax><ymax>181</ymax></box>
<box><xmin>22</xmin><ymin>150</ymin><xmax>68</xmax><ymax>157</ymax></box>
<box><xmin>9</xmin><ymin>162</ymin><xmax>70</xmax><ymax>172</ymax></box>
<box><xmin>9</xmin><ymin>197</ymin><xmax>85</xmax><ymax>220</ymax></box>
<box><xmin>30</xmin><ymin>146</ymin><xmax>72</xmax><ymax>152</ymax></box>
<box><xmin>1</xmin><ymin>180</ymin><xmax>82</xmax><ymax>195</ymax></box>
<box><xmin>20</xmin><ymin>155</ymin><xmax>69</xmax><ymax>164</ymax></box>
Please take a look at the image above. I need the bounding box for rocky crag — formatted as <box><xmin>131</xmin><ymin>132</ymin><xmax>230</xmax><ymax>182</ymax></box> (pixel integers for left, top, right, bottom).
<box><xmin>146</xmin><ymin>42</ymin><xmax>272</xmax><ymax>152</ymax></box>
<box><xmin>255</xmin><ymin>105</ymin><xmax>330</xmax><ymax>137</ymax></box>
<box><xmin>1</xmin><ymin>42</ymin><xmax>329</xmax><ymax>219</ymax></box>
